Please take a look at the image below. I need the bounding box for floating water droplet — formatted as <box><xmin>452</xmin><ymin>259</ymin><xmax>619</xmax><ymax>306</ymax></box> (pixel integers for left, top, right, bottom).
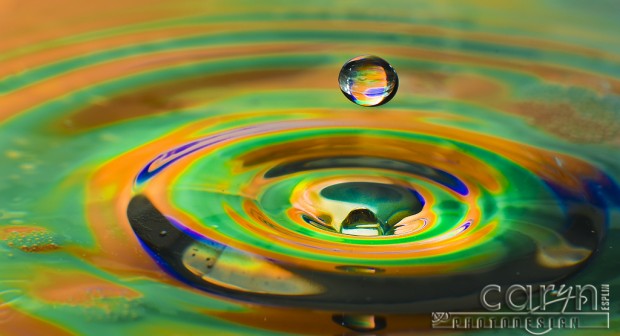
<box><xmin>338</xmin><ymin>55</ymin><xmax>398</xmax><ymax>107</ymax></box>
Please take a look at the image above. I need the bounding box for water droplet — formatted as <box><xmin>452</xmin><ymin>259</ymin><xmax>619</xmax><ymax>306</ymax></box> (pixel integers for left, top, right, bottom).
<box><xmin>159</xmin><ymin>230</ymin><xmax>168</xmax><ymax>237</ymax></box>
<box><xmin>338</xmin><ymin>55</ymin><xmax>398</xmax><ymax>107</ymax></box>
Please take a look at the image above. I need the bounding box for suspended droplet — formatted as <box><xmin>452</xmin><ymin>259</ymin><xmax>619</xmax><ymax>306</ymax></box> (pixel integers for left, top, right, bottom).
<box><xmin>338</xmin><ymin>55</ymin><xmax>398</xmax><ymax>107</ymax></box>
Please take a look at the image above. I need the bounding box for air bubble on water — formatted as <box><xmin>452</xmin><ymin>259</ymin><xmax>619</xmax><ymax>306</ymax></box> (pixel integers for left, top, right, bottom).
<box><xmin>5</xmin><ymin>228</ymin><xmax>61</xmax><ymax>252</ymax></box>
<box><xmin>338</xmin><ymin>55</ymin><xmax>398</xmax><ymax>107</ymax></box>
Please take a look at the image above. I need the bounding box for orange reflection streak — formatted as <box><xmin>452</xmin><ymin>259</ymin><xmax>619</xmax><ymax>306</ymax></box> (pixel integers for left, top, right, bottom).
<box><xmin>0</xmin><ymin>308</ymin><xmax>74</xmax><ymax>336</ymax></box>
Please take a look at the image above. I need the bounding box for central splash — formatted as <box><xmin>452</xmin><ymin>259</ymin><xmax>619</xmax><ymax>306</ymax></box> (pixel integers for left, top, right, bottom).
<box><xmin>295</xmin><ymin>180</ymin><xmax>424</xmax><ymax>237</ymax></box>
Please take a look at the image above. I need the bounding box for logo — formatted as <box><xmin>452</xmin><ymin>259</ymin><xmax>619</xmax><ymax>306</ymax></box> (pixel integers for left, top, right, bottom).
<box><xmin>432</xmin><ymin>284</ymin><xmax>610</xmax><ymax>335</ymax></box>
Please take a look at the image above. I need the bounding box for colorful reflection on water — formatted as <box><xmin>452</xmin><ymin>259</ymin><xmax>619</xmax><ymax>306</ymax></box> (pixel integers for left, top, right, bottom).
<box><xmin>1</xmin><ymin>0</ymin><xmax>619</xmax><ymax>334</ymax></box>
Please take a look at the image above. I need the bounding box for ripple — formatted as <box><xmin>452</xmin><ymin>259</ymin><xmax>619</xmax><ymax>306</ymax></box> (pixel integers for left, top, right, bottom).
<box><xmin>127</xmin><ymin>116</ymin><xmax>613</xmax><ymax>311</ymax></box>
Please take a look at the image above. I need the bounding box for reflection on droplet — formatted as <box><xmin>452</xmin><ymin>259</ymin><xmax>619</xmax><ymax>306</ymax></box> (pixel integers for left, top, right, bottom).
<box><xmin>338</xmin><ymin>55</ymin><xmax>398</xmax><ymax>107</ymax></box>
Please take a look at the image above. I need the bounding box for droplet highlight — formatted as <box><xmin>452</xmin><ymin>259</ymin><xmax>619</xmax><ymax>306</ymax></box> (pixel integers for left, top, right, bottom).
<box><xmin>338</xmin><ymin>55</ymin><xmax>398</xmax><ymax>107</ymax></box>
